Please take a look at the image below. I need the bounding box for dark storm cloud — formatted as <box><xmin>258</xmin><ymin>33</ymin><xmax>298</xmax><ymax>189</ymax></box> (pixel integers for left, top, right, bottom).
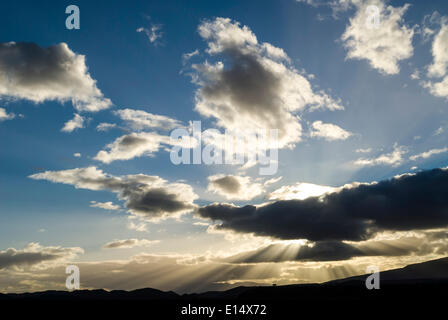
<box><xmin>0</xmin><ymin>42</ymin><xmax>111</xmax><ymax>111</ymax></box>
<box><xmin>198</xmin><ymin>168</ymin><xmax>448</xmax><ymax>241</ymax></box>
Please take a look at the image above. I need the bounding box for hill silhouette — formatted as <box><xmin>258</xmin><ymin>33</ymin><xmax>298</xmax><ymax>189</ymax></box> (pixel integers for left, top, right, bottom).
<box><xmin>1</xmin><ymin>257</ymin><xmax>447</xmax><ymax>317</ymax></box>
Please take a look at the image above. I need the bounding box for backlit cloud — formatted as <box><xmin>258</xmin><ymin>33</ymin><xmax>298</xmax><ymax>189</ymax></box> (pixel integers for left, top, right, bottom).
<box><xmin>61</xmin><ymin>113</ymin><xmax>84</xmax><ymax>132</ymax></box>
<box><xmin>309</xmin><ymin>120</ymin><xmax>352</xmax><ymax>141</ymax></box>
<box><xmin>0</xmin><ymin>42</ymin><xmax>111</xmax><ymax>111</ymax></box>
<box><xmin>341</xmin><ymin>0</ymin><xmax>414</xmax><ymax>75</ymax></box>
<box><xmin>114</xmin><ymin>108</ymin><xmax>181</xmax><ymax>131</ymax></box>
<box><xmin>0</xmin><ymin>242</ymin><xmax>83</xmax><ymax>270</ymax></box>
<box><xmin>198</xmin><ymin>168</ymin><xmax>448</xmax><ymax>241</ymax></box>
<box><xmin>207</xmin><ymin>174</ymin><xmax>264</xmax><ymax>200</ymax></box>
<box><xmin>103</xmin><ymin>239</ymin><xmax>159</xmax><ymax>249</ymax></box>
<box><xmin>89</xmin><ymin>201</ymin><xmax>121</xmax><ymax>211</ymax></box>
<box><xmin>354</xmin><ymin>143</ymin><xmax>407</xmax><ymax>167</ymax></box>
<box><xmin>29</xmin><ymin>167</ymin><xmax>198</xmax><ymax>220</ymax></box>
<box><xmin>0</xmin><ymin>107</ymin><xmax>15</xmax><ymax>121</ymax></box>
<box><xmin>410</xmin><ymin>147</ymin><xmax>448</xmax><ymax>161</ymax></box>
<box><xmin>192</xmin><ymin>17</ymin><xmax>343</xmax><ymax>148</ymax></box>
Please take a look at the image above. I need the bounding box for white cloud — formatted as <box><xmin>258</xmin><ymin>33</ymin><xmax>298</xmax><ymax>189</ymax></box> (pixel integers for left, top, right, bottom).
<box><xmin>423</xmin><ymin>76</ymin><xmax>448</xmax><ymax>99</ymax></box>
<box><xmin>207</xmin><ymin>174</ymin><xmax>265</xmax><ymax>200</ymax></box>
<box><xmin>263</xmin><ymin>176</ymin><xmax>283</xmax><ymax>186</ymax></box>
<box><xmin>29</xmin><ymin>167</ymin><xmax>198</xmax><ymax>221</ymax></box>
<box><xmin>89</xmin><ymin>201</ymin><xmax>120</xmax><ymax>211</ymax></box>
<box><xmin>114</xmin><ymin>108</ymin><xmax>181</xmax><ymax>131</ymax></box>
<box><xmin>434</xmin><ymin>126</ymin><xmax>444</xmax><ymax>136</ymax></box>
<box><xmin>94</xmin><ymin>129</ymin><xmax>193</xmax><ymax>164</ymax></box>
<box><xmin>341</xmin><ymin>0</ymin><xmax>414</xmax><ymax>75</ymax></box>
<box><xmin>354</xmin><ymin>143</ymin><xmax>407</xmax><ymax>167</ymax></box>
<box><xmin>0</xmin><ymin>42</ymin><xmax>111</xmax><ymax>112</ymax></box>
<box><xmin>410</xmin><ymin>147</ymin><xmax>448</xmax><ymax>161</ymax></box>
<box><xmin>0</xmin><ymin>107</ymin><xmax>15</xmax><ymax>121</ymax></box>
<box><xmin>427</xmin><ymin>24</ymin><xmax>448</xmax><ymax>78</ymax></box>
<box><xmin>94</xmin><ymin>132</ymin><xmax>169</xmax><ymax>163</ymax></box>
<box><xmin>128</xmin><ymin>220</ymin><xmax>148</xmax><ymax>232</ymax></box>
<box><xmin>73</xmin><ymin>152</ymin><xmax>81</xmax><ymax>158</ymax></box>
<box><xmin>192</xmin><ymin>17</ymin><xmax>343</xmax><ymax>149</ymax></box>
<box><xmin>182</xmin><ymin>49</ymin><xmax>200</xmax><ymax>64</ymax></box>
<box><xmin>356</xmin><ymin>147</ymin><xmax>372</xmax><ymax>153</ymax></box>
<box><xmin>61</xmin><ymin>113</ymin><xmax>84</xmax><ymax>132</ymax></box>
<box><xmin>96</xmin><ymin>122</ymin><xmax>117</xmax><ymax>132</ymax></box>
<box><xmin>103</xmin><ymin>239</ymin><xmax>159</xmax><ymax>249</ymax></box>
<box><xmin>421</xmin><ymin>22</ymin><xmax>448</xmax><ymax>100</ymax></box>
<box><xmin>268</xmin><ymin>182</ymin><xmax>335</xmax><ymax>200</ymax></box>
<box><xmin>309</xmin><ymin>120</ymin><xmax>352</xmax><ymax>141</ymax></box>
<box><xmin>137</xmin><ymin>25</ymin><xmax>163</xmax><ymax>44</ymax></box>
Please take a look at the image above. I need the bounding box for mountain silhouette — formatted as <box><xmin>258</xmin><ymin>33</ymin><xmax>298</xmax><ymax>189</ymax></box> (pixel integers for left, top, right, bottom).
<box><xmin>1</xmin><ymin>257</ymin><xmax>447</xmax><ymax>317</ymax></box>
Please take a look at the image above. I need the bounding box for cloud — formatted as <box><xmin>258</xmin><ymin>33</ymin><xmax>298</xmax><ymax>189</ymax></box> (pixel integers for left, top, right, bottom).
<box><xmin>0</xmin><ymin>107</ymin><xmax>15</xmax><ymax>121</ymax></box>
<box><xmin>427</xmin><ymin>24</ymin><xmax>448</xmax><ymax>78</ymax></box>
<box><xmin>422</xmin><ymin>23</ymin><xmax>448</xmax><ymax>100</ymax></box>
<box><xmin>309</xmin><ymin>120</ymin><xmax>352</xmax><ymax>141</ymax></box>
<box><xmin>192</xmin><ymin>17</ymin><xmax>343</xmax><ymax>149</ymax></box>
<box><xmin>434</xmin><ymin>126</ymin><xmax>444</xmax><ymax>136</ymax></box>
<box><xmin>96</xmin><ymin>122</ymin><xmax>117</xmax><ymax>132</ymax></box>
<box><xmin>73</xmin><ymin>152</ymin><xmax>81</xmax><ymax>158</ymax></box>
<box><xmin>226</xmin><ymin>241</ymin><xmax>363</xmax><ymax>263</ymax></box>
<box><xmin>61</xmin><ymin>113</ymin><xmax>84</xmax><ymax>132</ymax></box>
<box><xmin>268</xmin><ymin>182</ymin><xmax>335</xmax><ymax>200</ymax></box>
<box><xmin>103</xmin><ymin>239</ymin><xmax>159</xmax><ymax>249</ymax></box>
<box><xmin>264</xmin><ymin>176</ymin><xmax>283</xmax><ymax>186</ymax></box>
<box><xmin>354</xmin><ymin>143</ymin><xmax>407</xmax><ymax>167</ymax></box>
<box><xmin>356</xmin><ymin>147</ymin><xmax>372</xmax><ymax>153</ymax></box>
<box><xmin>137</xmin><ymin>25</ymin><xmax>163</xmax><ymax>44</ymax></box>
<box><xmin>29</xmin><ymin>166</ymin><xmax>198</xmax><ymax>220</ymax></box>
<box><xmin>0</xmin><ymin>252</ymin><xmax>284</xmax><ymax>293</ymax></box>
<box><xmin>89</xmin><ymin>201</ymin><xmax>120</xmax><ymax>211</ymax></box>
<box><xmin>94</xmin><ymin>132</ymin><xmax>171</xmax><ymax>163</ymax></box>
<box><xmin>182</xmin><ymin>50</ymin><xmax>200</xmax><ymax>65</ymax></box>
<box><xmin>411</xmin><ymin>69</ymin><xmax>420</xmax><ymax>80</ymax></box>
<box><xmin>207</xmin><ymin>174</ymin><xmax>264</xmax><ymax>200</ymax></box>
<box><xmin>94</xmin><ymin>127</ymin><xmax>194</xmax><ymax>163</ymax></box>
<box><xmin>423</xmin><ymin>76</ymin><xmax>448</xmax><ymax>100</ymax></box>
<box><xmin>198</xmin><ymin>168</ymin><xmax>448</xmax><ymax>241</ymax></box>
<box><xmin>1</xmin><ymin>235</ymin><xmax>447</xmax><ymax>293</ymax></box>
<box><xmin>0</xmin><ymin>243</ymin><xmax>83</xmax><ymax>270</ymax></box>
<box><xmin>341</xmin><ymin>0</ymin><xmax>414</xmax><ymax>75</ymax></box>
<box><xmin>0</xmin><ymin>42</ymin><xmax>111</xmax><ymax>111</ymax></box>
<box><xmin>128</xmin><ymin>220</ymin><xmax>148</xmax><ymax>232</ymax></box>
<box><xmin>114</xmin><ymin>108</ymin><xmax>181</xmax><ymax>131</ymax></box>
<box><xmin>225</xmin><ymin>234</ymin><xmax>441</xmax><ymax>263</ymax></box>
<box><xmin>410</xmin><ymin>147</ymin><xmax>448</xmax><ymax>161</ymax></box>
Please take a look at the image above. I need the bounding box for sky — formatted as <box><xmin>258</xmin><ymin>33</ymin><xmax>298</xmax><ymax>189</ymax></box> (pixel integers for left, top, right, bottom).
<box><xmin>1</xmin><ymin>0</ymin><xmax>448</xmax><ymax>293</ymax></box>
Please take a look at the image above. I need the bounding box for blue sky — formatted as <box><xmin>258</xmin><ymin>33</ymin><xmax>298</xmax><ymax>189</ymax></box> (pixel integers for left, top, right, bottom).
<box><xmin>1</xmin><ymin>0</ymin><xmax>448</xmax><ymax>293</ymax></box>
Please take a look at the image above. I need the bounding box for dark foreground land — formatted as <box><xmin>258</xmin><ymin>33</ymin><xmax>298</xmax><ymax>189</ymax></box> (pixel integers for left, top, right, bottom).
<box><xmin>1</xmin><ymin>257</ymin><xmax>447</xmax><ymax>318</ymax></box>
